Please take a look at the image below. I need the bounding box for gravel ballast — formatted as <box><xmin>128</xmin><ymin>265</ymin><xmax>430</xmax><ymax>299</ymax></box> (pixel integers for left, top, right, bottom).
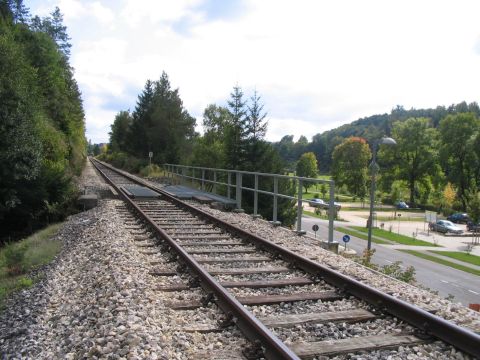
<box><xmin>2</xmin><ymin>161</ymin><xmax>479</xmax><ymax>359</ymax></box>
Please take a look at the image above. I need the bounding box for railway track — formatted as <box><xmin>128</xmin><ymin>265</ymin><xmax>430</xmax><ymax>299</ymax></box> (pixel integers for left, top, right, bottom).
<box><xmin>91</xmin><ymin>158</ymin><xmax>480</xmax><ymax>359</ymax></box>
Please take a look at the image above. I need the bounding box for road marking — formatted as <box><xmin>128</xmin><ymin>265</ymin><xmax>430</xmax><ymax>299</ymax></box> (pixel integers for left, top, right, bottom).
<box><xmin>468</xmin><ymin>290</ymin><xmax>479</xmax><ymax>295</ymax></box>
<box><xmin>440</xmin><ymin>280</ymin><xmax>449</xmax><ymax>284</ymax></box>
<box><xmin>385</xmin><ymin>260</ymin><xmax>393</xmax><ymax>263</ymax></box>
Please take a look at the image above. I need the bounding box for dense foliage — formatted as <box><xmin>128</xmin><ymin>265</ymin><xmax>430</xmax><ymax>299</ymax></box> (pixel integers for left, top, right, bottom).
<box><xmin>275</xmin><ymin>102</ymin><xmax>480</xmax><ymax>212</ymax></box>
<box><xmin>188</xmin><ymin>86</ymin><xmax>296</xmax><ymax>225</ymax></box>
<box><xmin>331</xmin><ymin>137</ymin><xmax>371</xmax><ymax>201</ymax></box>
<box><xmin>106</xmin><ymin>73</ymin><xmax>196</xmax><ymax>167</ymax></box>
<box><xmin>0</xmin><ymin>2</ymin><xmax>86</xmax><ymax>241</ymax></box>
<box><xmin>106</xmin><ymin>81</ymin><xmax>296</xmax><ymax>224</ymax></box>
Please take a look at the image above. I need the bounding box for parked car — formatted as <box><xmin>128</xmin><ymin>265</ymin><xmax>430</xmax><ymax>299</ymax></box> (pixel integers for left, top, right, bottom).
<box><xmin>467</xmin><ymin>221</ymin><xmax>480</xmax><ymax>233</ymax></box>
<box><xmin>429</xmin><ymin>220</ymin><xmax>463</xmax><ymax>234</ymax></box>
<box><xmin>396</xmin><ymin>201</ymin><xmax>409</xmax><ymax>209</ymax></box>
<box><xmin>307</xmin><ymin>198</ymin><xmax>341</xmax><ymax>211</ymax></box>
<box><xmin>447</xmin><ymin>213</ymin><xmax>470</xmax><ymax>224</ymax></box>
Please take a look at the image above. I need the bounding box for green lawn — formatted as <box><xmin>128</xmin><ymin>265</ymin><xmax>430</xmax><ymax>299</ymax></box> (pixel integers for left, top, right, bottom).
<box><xmin>335</xmin><ymin>226</ymin><xmax>390</xmax><ymax>245</ymax></box>
<box><xmin>351</xmin><ymin>226</ymin><xmax>438</xmax><ymax>247</ymax></box>
<box><xmin>428</xmin><ymin>251</ymin><xmax>480</xmax><ymax>266</ymax></box>
<box><xmin>0</xmin><ymin>223</ymin><xmax>63</xmax><ymax>309</ymax></box>
<box><xmin>400</xmin><ymin>250</ymin><xmax>480</xmax><ymax>276</ymax></box>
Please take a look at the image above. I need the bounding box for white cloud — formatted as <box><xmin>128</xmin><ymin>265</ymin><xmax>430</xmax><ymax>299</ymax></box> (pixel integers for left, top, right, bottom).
<box><xmin>29</xmin><ymin>0</ymin><xmax>480</xmax><ymax>144</ymax></box>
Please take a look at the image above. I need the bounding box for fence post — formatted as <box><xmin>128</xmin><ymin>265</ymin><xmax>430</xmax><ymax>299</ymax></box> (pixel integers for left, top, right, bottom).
<box><xmin>227</xmin><ymin>172</ymin><xmax>231</xmax><ymax>199</ymax></box>
<box><xmin>296</xmin><ymin>179</ymin><xmax>305</xmax><ymax>234</ymax></box>
<box><xmin>213</xmin><ymin>171</ymin><xmax>217</xmax><ymax>194</ymax></box>
<box><xmin>182</xmin><ymin>167</ymin><xmax>186</xmax><ymax>185</ymax></box>
<box><xmin>201</xmin><ymin>169</ymin><xmax>205</xmax><ymax>191</ymax></box>
<box><xmin>273</xmin><ymin>177</ymin><xmax>279</xmax><ymax>223</ymax></box>
<box><xmin>253</xmin><ymin>174</ymin><xmax>259</xmax><ymax>217</ymax></box>
<box><xmin>235</xmin><ymin>172</ymin><xmax>243</xmax><ymax>211</ymax></box>
<box><xmin>192</xmin><ymin>168</ymin><xmax>195</xmax><ymax>187</ymax></box>
<box><xmin>328</xmin><ymin>181</ymin><xmax>335</xmax><ymax>243</ymax></box>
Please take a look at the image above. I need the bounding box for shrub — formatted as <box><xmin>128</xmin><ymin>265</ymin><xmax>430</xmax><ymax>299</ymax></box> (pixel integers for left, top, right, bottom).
<box><xmin>3</xmin><ymin>242</ymin><xmax>27</xmax><ymax>275</ymax></box>
<box><xmin>17</xmin><ymin>277</ymin><xmax>33</xmax><ymax>288</ymax></box>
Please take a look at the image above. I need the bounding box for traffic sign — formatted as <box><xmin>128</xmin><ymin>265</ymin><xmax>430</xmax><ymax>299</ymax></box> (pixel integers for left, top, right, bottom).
<box><xmin>312</xmin><ymin>224</ymin><xmax>319</xmax><ymax>232</ymax></box>
<box><xmin>342</xmin><ymin>234</ymin><xmax>350</xmax><ymax>243</ymax></box>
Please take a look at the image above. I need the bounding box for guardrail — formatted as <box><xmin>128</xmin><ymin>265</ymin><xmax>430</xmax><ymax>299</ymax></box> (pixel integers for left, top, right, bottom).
<box><xmin>163</xmin><ymin>164</ymin><xmax>336</xmax><ymax>243</ymax></box>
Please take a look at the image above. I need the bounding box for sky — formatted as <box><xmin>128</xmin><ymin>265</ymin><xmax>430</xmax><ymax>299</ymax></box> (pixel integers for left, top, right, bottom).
<box><xmin>28</xmin><ymin>0</ymin><xmax>480</xmax><ymax>144</ymax></box>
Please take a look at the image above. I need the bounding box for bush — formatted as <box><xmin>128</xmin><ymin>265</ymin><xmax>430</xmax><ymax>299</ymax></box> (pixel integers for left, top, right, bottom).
<box><xmin>17</xmin><ymin>276</ymin><xmax>33</xmax><ymax>288</ymax></box>
<box><xmin>139</xmin><ymin>164</ymin><xmax>163</xmax><ymax>178</ymax></box>
<box><xmin>3</xmin><ymin>242</ymin><xmax>27</xmax><ymax>275</ymax></box>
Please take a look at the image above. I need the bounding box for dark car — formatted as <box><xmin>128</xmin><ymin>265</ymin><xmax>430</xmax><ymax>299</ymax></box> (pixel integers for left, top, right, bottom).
<box><xmin>396</xmin><ymin>201</ymin><xmax>409</xmax><ymax>209</ymax></box>
<box><xmin>467</xmin><ymin>221</ymin><xmax>480</xmax><ymax>233</ymax></box>
<box><xmin>307</xmin><ymin>198</ymin><xmax>341</xmax><ymax>211</ymax></box>
<box><xmin>447</xmin><ymin>213</ymin><xmax>470</xmax><ymax>224</ymax></box>
<box><xmin>429</xmin><ymin>220</ymin><xmax>463</xmax><ymax>234</ymax></box>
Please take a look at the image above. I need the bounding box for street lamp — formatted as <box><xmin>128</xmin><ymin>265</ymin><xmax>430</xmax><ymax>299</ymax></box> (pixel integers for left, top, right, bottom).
<box><xmin>367</xmin><ymin>137</ymin><xmax>397</xmax><ymax>250</ymax></box>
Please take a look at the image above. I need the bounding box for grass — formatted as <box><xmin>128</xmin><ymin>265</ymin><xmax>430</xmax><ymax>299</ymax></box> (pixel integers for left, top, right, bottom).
<box><xmin>428</xmin><ymin>251</ymin><xmax>480</xmax><ymax>266</ymax></box>
<box><xmin>351</xmin><ymin>226</ymin><xmax>438</xmax><ymax>247</ymax></box>
<box><xmin>0</xmin><ymin>223</ymin><xmax>63</xmax><ymax>309</ymax></box>
<box><xmin>335</xmin><ymin>226</ymin><xmax>390</xmax><ymax>245</ymax></box>
<box><xmin>400</xmin><ymin>250</ymin><xmax>480</xmax><ymax>276</ymax></box>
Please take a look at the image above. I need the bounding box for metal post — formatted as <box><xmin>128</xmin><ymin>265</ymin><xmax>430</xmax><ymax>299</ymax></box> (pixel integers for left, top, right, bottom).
<box><xmin>296</xmin><ymin>179</ymin><xmax>305</xmax><ymax>234</ymax></box>
<box><xmin>227</xmin><ymin>172</ymin><xmax>231</xmax><ymax>199</ymax></box>
<box><xmin>254</xmin><ymin>174</ymin><xmax>258</xmax><ymax>216</ymax></box>
<box><xmin>213</xmin><ymin>171</ymin><xmax>217</xmax><ymax>194</ymax></box>
<box><xmin>273</xmin><ymin>177</ymin><xmax>279</xmax><ymax>223</ymax></box>
<box><xmin>192</xmin><ymin>168</ymin><xmax>195</xmax><ymax>187</ymax></box>
<box><xmin>236</xmin><ymin>172</ymin><xmax>243</xmax><ymax>210</ymax></box>
<box><xmin>367</xmin><ymin>145</ymin><xmax>378</xmax><ymax>250</ymax></box>
<box><xmin>201</xmin><ymin>169</ymin><xmax>205</xmax><ymax>191</ymax></box>
<box><xmin>182</xmin><ymin>167</ymin><xmax>186</xmax><ymax>185</ymax></box>
<box><xmin>328</xmin><ymin>181</ymin><xmax>335</xmax><ymax>243</ymax></box>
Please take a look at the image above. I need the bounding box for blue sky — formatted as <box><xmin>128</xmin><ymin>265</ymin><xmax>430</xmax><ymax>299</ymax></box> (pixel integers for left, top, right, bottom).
<box><xmin>28</xmin><ymin>0</ymin><xmax>480</xmax><ymax>144</ymax></box>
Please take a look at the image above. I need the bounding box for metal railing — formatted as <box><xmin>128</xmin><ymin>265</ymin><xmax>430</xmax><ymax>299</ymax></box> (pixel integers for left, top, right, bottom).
<box><xmin>164</xmin><ymin>164</ymin><xmax>336</xmax><ymax>243</ymax></box>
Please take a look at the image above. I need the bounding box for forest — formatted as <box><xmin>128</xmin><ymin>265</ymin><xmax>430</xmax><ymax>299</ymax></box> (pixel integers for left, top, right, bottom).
<box><xmin>103</xmin><ymin>77</ymin><xmax>297</xmax><ymax>224</ymax></box>
<box><xmin>274</xmin><ymin>102</ymin><xmax>480</xmax><ymax>214</ymax></box>
<box><xmin>106</xmin><ymin>70</ymin><xmax>480</xmax><ymax>221</ymax></box>
<box><xmin>0</xmin><ymin>2</ymin><xmax>86</xmax><ymax>242</ymax></box>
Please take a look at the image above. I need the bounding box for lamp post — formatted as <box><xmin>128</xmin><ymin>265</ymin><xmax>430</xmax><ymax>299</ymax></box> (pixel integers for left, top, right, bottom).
<box><xmin>367</xmin><ymin>137</ymin><xmax>396</xmax><ymax>250</ymax></box>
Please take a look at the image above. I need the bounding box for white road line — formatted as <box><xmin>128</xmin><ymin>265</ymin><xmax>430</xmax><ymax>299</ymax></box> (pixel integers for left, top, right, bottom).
<box><xmin>385</xmin><ymin>260</ymin><xmax>393</xmax><ymax>263</ymax></box>
<box><xmin>440</xmin><ymin>280</ymin><xmax>449</xmax><ymax>284</ymax></box>
<box><xmin>468</xmin><ymin>290</ymin><xmax>479</xmax><ymax>295</ymax></box>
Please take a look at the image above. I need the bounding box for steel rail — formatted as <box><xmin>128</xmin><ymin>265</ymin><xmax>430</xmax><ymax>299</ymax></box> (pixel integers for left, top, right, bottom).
<box><xmin>91</xmin><ymin>158</ymin><xmax>300</xmax><ymax>360</ymax></box>
<box><xmin>91</xmin><ymin>158</ymin><xmax>480</xmax><ymax>358</ymax></box>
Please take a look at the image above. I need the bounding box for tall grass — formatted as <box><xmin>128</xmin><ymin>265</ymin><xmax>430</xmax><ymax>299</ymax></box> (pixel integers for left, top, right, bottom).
<box><xmin>0</xmin><ymin>223</ymin><xmax>63</xmax><ymax>309</ymax></box>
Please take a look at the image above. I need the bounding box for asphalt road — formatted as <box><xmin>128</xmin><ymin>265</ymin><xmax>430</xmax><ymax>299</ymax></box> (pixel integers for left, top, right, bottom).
<box><xmin>301</xmin><ymin>216</ymin><xmax>480</xmax><ymax>306</ymax></box>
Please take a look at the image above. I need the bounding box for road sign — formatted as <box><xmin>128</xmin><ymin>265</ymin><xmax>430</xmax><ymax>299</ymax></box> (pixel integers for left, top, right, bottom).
<box><xmin>342</xmin><ymin>234</ymin><xmax>350</xmax><ymax>243</ymax></box>
<box><xmin>148</xmin><ymin>152</ymin><xmax>153</xmax><ymax>158</ymax></box>
<box><xmin>312</xmin><ymin>224</ymin><xmax>319</xmax><ymax>232</ymax></box>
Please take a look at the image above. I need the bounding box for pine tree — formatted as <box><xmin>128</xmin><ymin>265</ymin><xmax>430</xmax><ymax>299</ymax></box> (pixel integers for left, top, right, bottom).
<box><xmin>225</xmin><ymin>85</ymin><xmax>247</xmax><ymax>169</ymax></box>
<box><xmin>245</xmin><ymin>89</ymin><xmax>268</xmax><ymax>169</ymax></box>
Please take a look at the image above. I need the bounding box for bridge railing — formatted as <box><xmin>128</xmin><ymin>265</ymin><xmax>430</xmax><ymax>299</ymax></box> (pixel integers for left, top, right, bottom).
<box><xmin>163</xmin><ymin>164</ymin><xmax>336</xmax><ymax>243</ymax></box>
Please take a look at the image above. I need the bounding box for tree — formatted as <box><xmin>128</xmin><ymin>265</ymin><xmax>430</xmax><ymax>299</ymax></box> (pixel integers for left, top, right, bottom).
<box><xmin>331</xmin><ymin>137</ymin><xmax>371</xmax><ymax>200</ymax></box>
<box><xmin>245</xmin><ymin>89</ymin><xmax>268</xmax><ymax>169</ymax></box>
<box><xmin>202</xmin><ymin>104</ymin><xmax>230</xmax><ymax>143</ymax></box>
<box><xmin>439</xmin><ymin>113</ymin><xmax>480</xmax><ymax>209</ymax></box>
<box><xmin>382</xmin><ymin>118</ymin><xmax>438</xmax><ymax>206</ymax></box>
<box><xmin>468</xmin><ymin>192</ymin><xmax>480</xmax><ymax>224</ymax></box>
<box><xmin>296</xmin><ymin>152</ymin><xmax>318</xmax><ymax>192</ymax></box>
<box><xmin>0</xmin><ymin>2</ymin><xmax>86</xmax><ymax>241</ymax></box>
<box><xmin>126</xmin><ymin>73</ymin><xmax>196</xmax><ymax>164</ymax></box>
<box><xmin>225</xmin><ymin>85</ymin><xmax>247</xmax><ymax>169</ymax></box>
<box><xmin>443</xmin><ymin>183</ymin><xmax>456</xmax><ymax>209</ymax></box>
<box><xmin>30</xmin><ymin>7</ymin><xmax>71</xmax><ymax>57</ymax></box>
<box><xmin>109</xmin><ymin>110</ymin><xmax>132</xmax><ymax>152</ymax></box>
